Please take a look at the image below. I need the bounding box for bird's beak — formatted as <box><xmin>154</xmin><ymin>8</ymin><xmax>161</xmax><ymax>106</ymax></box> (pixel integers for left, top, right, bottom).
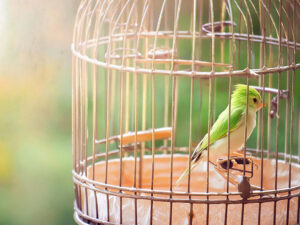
<box><xmin>257</xmin><ymin>102</ymin><xmax>266</xmax><ymax>110</ymax></box>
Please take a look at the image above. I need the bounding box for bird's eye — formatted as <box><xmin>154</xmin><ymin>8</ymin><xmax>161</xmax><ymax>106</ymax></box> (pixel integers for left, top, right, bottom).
<box><xmin>253</xmin><ymin>98</ymin><xmax>257</xmax><ymax>103</ymax></box>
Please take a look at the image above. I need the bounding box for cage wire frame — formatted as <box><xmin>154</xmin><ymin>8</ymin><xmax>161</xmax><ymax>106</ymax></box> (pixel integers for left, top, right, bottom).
<box><xmin>72</xmin><ymin>0</ymin><xmax>300</xmax><ymax>224</ymax></box>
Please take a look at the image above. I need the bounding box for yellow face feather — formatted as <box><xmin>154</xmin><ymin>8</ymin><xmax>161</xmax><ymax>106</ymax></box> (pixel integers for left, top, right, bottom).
<box><xmin>232</xmin><ymin>84</ymin><xmax>264</xmax><ymax>111</ymax></box>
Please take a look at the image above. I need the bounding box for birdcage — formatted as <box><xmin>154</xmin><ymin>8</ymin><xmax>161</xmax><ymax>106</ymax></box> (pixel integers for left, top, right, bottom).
<box><xmin>71</xmin><ymin>0</ymin><xmax>300</xmax><ymax>224</ymax></box>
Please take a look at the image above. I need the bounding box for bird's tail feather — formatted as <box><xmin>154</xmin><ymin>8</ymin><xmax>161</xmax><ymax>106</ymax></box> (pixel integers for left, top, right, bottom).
<box><xmin>175</xmin><ymin>149</ymin><xmax>206</xmax><ymax>186</ymax></box>
<box><xmin>175</xmin><ymin>161</ymin><xmax>197</xmax><ymax>186</ymax></box>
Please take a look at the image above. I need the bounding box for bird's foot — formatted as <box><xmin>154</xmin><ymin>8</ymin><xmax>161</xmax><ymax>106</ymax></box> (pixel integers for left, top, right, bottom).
<box><xmin>230</xmin><ymin>152</ymin><xmax>258</xmax><ymax>169</ymax></box>
<box><xmin>216</xmin><ymin>155</ymin><xmax>258</xmax><ymax>177</ymax></box>
<box><xmin>216</xmin><ymin>158</ymin><xmax>235</xmax><ymax>170</ymax></box>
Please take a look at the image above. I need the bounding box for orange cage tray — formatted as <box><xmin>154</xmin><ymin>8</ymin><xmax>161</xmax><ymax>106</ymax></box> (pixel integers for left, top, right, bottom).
<box><xmin>81</xmin><ymin>154</ymin><xmax>300</xmax><ymax>225</ymax></box>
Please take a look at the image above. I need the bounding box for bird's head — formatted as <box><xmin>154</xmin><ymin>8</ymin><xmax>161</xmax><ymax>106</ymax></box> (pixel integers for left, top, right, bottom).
<box><xmin>232</xmin><ymin>84</ymin><xmax>265</xmax><ymax>111</ymax></box>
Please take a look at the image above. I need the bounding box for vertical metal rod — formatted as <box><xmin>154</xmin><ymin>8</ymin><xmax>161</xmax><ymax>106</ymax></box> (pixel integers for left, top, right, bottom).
<box><xmin>71</xmin><ymin>55</ymin><xmax>77</xmax><ymax>205</ymax></box>
<box><xmin>109</xmin><ymin>69</ymin><xmax>116</xmax><ymax>137</ymax></box>
<box><xmin>125</xmin><ymin>70</ymin><xmax>130</xmax><ymax>135</ymax></box>
<box><xmin>118</xmin><ymin>9</ymin><xmax>125</xmax><ymax>225</ymax></box>
<box><xmin>266</xmin><ymin>0</ymin><xmax>272</xmax><ymax>159</ymax></box>
<box><xmin>163</xmin><ymin>75</ymin><xmax>170</xmax><ymax>150</ymax></box>
<box><xmin>73</xmin><ymin>0</ymin><xmax>85</xmax><ymax>177</ymax></box>
<box><xmin>84</xmin><ymin>41</ymin><xmax>89</xmax><ymax>220</ymax></box>
<box><xmin>258</xmin><ymin>0</ymin><xmax>266</xmax><ymax>223</ymax></box>
<box><xmin>110</xmin><ymin>1</ymin><xmax>134</xmax><ymax>223</ymax></box>
<box><xmin>72</xmin><ymin>0</ymin><xmax>83</xmax><ymax>207</ymax></box>
<box><xmin>273</xmin><ymin>83</ymin><xmax>280</xmax><ymax>225</ymax></box>
<box><xmin>80</xmin><ymin>0</ymin><xmax>93</xmax><ymax>216</ymax></box>
<box><xmin>133</xmin><ymin>2</ymin><xmax>140</xmax><ymax>225</ymax></box>
<box><xmin>150</xmin><ymin>72</ymin><xmax>155</xmax><ymax>225</ymax></box>
<box><xmin>105</xmin><ymin>69</ymin><xmax>111</xmax><ymax>222</ymax></box>
<box><xmin>149</xmin><ymin>1</ymin><xmax>168</xmax><ymax>224</ymax></box>
<box><xmin>169</xmin><ymin>0</ymin><xmax>181</xmax><ymax>224</ymax></box>
<box><xmin>119</xmin><ymin>69</ymin><xmax>124</xmax><ymax>221</ymax></box>
<box><xmin>78</xmin><ymin>0</ymin><xmax>85</xmax><ymax>212</ymax></box>
<box><xmin>256</xmin><ymin>0</ymin><xmax>263</xmax><ymax>154</ymax></box>
<box><xmin>133</xmin><ymin>0</ymin><xmax>139</xmax><ymax>218</ymax></box>
<box><xmin>285</xmin><ymin>2</ymin><xmax>292</xmax><ymax>224</ymax></box>
<box><xmin>73</xmin><ymin>55</ymin><xmax>80</xmax><ymax>209</ymax></box>
<box><xmin>224</xmin><ymin>77</ymin><xmax>233</xmax><ymax>225</ymax></box>
<box><xmin>74</xmin><ymin>0</ymin><xmax>84</xmax><ymax>205</ymax></box>
<box><xmin>133</xmin><ymin>55</ymin><xmax>138</xmax><ymax>225</ymax></box>
<box><xmin>108</xmin><ymin>0</ymin><xmax>123</xmax><ymax>139</ymax></box>
<box><xmin>206</xmin><ymin>0</ymin><xmax>215</xmax><ymax>223</ymax></box>
<box><xmin>258</xmin><ymin>76</ymin><xmax>266</xmax><ymax>225</ymax></box>
<box><xmin>103</xmin><ymin>0</ymin><xmax>124</xmax><ymax>221</ymax></box>
<box><xmin>233</xmin><ymin>0</ymin><xmax>250</xmax><ymax>223</ymax></box>
<box><xmin>79</xmin><ymin>46</ymin><xmax>84</xmax><ymax>211</ymax></box>
<box><xmin>169</xmin><ymin>75</ymin><xmax>177</xmax><ymax>225</ymax></box>
<box><xmin>83</xmin><ymin>0</ymin><xmax>92</xmax><ymax>178</ymax></box>
<box><xmin>163</xmin><ymin>1</ymin><xmax>170</xmax><ymax>154</ymax></box>
<box><xmin>283</xmin><ymin>3</ymin><xmax>290</xmax><ymax>164</ymax></box>
<box><xmin>73</xmin><ymin>38</ymin><xmax>80</xmax><ymax>208</ymax></box>
<box><xmin>188</xmin><ymin>76</ymin><xmax>195</xmax><ymax>225</ymax></box>
<box><xmin>241</xmin><ymin>74</ymin><xmax>249</xmax><ymax>225</ymax></box>
<box><xmin>243</xmin><ymin>0</ymin><xmax>252</xmax><ymax>171</ymax></box>
<box><xmin>72</xmin><ymin>0</ymin><xmax>82</xmax><ymax>188</ymax></box>
<box><xmin>149</xmin><ymin>2</ymin><xmax>155</xmax><ymax>219</ymax></box>
<box><xmin>140</xmin><ymin>0</ymin><xmax>151</xmax><ymax>188</ymax></box>
<box><xmin>273</xmin><ymin>0</ymin><xmax>283</xmax><ymax>223</ymax></box>
<box><xmin>197</xmin><ymin>0</ymin><xmax>204</xmax><ymax>140</ymax></box>
<box><xmin>92</xmin><ymin>0</ymin><xmax>111</xmax><ymax>221</ymax></box>
<box><xmin>187</xmin><ymin>1</ymin><xmax>197</xmax><ymax>224</ymax></box>
<box><xmin>76</xmin><ymin>0</ymin><xmax>87</xmax><ymax>184</ymax></box>
<box><xmin>287</xmin><ymin>1</ymin><xmax>297</xmax><ymax>223</ymax></box>
<box><xmin>91</xmin><ymin>2</ymin><xmax>100</xmax><ymax>218</ymax></box>
<box><xmin>133</xmin><ymin>74</ymin><xmax>138</xmax><ymax>225</ymax></box>
<box><xmin>237</xmin><ymin>0</ymin><xmax>243</xmax><ymax>66</ymax></box>
<box><xmin>212</xmin><ymin>80</ymin><xmax>216</xmax><ymax>125</ymax></box>
<box><xmin>206</xmin><ymin>77</ymin><xmax>212</xmax><ymax>225</ymax></box>
<box><xmin>124</xmin><ymin>3</ymin><xmax>132</xmax><ymax>139</ymax></box>
<box><xmin>78</xmin><ymin>59</ymin><xmax>82</xmax><ymax>211</ymax></box>
<box><xmin>187</xmin><ymin>77</ymin><xmax>196</xmax><ymax>225</ymax></box>
<box><xmin>241</xmin><ymin>0</ymin><xmax>251</xmax><ymax>222</ymax></box>
<box><xmin>140</xmin><ymin>74</ymin><xmax>148</xmax><ymax>188</ymax></box>
<box><xmin>225</xmin><ymin>0</ymin><xmax>235</xmax><ymax>223</ymax></box>
<box><xmin>220</xmin><ymin>1</ymin><xmax>226</xmax><ymax>65</ymax></box>
<box><xmin>133</xmin><ymin>1</ymin><xmax>149</xmax><ymax>224</ymax></box>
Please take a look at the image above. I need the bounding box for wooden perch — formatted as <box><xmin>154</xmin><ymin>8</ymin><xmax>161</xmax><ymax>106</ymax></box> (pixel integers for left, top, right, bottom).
<box><xmin>95</xmin><ymin>127</ymin><xmax>172</xmax><ymax>145</ymax></box>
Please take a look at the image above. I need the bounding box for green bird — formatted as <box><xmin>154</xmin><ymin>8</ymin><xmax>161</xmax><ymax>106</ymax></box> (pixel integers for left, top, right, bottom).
<box><xmin>176</xmin><ymin>84</ymin><xmax>264</xmax><ymax>185</ymax></box>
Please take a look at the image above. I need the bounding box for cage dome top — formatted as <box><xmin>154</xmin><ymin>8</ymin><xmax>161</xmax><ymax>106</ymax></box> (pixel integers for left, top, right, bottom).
<box><xmin>72</xmin><ymin>0</ymin><xmax>300</xmax><ymax>79</ymax></box>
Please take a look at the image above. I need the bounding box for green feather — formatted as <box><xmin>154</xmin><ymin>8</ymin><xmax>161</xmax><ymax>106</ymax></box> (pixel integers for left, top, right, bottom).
<box><xmin>191</xmin><ymin>106</ymin><xmax>245</xmax><ymax>160</ymax></box>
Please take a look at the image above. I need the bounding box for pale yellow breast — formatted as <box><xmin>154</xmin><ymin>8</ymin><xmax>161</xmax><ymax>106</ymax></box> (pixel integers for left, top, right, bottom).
<box><xmin>208</xmin><ymin>109</ymin><xmax>257</xmax><ymax>160</ymax></box>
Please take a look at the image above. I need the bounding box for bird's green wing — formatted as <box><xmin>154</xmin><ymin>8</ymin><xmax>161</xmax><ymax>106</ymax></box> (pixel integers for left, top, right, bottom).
<box><xmin>191</xmin><ymin>106</ymin><xmax>245</xmax><ymax>161</ymax></box>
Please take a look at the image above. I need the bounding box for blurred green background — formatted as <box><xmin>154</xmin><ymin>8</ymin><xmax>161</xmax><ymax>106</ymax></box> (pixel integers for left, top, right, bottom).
<box><xmin>0</xmin><ymin>0</ymin><xmax>77</xmax><ymax>224</ymax></box>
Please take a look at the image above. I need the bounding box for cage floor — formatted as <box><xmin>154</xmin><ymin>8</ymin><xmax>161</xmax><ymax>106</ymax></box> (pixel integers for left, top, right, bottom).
<box><xmin>80</xmin><ymin>154</ymin><xmax>300</xmax><ymax>225</ymax></box>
